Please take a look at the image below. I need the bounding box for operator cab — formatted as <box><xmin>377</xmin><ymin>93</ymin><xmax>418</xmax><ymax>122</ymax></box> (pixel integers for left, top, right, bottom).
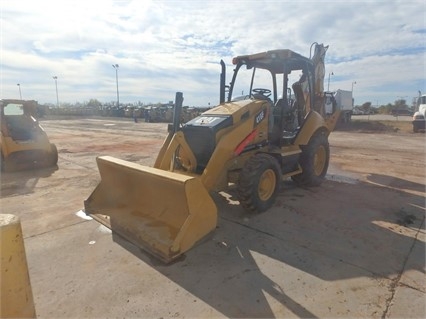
<box><xmin>224</xmin><ymin>49</ymin><xmax>316</xmax><ymax>146</ymax></box>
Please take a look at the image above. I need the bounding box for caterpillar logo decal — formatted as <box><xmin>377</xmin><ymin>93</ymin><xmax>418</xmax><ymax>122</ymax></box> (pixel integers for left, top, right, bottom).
<box><xmin>254</xmin><ymin>108</ymin><xmax>266</xmax><ymax>126</ymax></box>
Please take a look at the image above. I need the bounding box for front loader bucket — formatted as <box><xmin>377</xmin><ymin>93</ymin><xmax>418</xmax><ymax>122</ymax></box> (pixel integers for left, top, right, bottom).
<box><xmin>84</xmin><ymin>156</ymin><xmax>217</xmax><ymax>263</ymax></box>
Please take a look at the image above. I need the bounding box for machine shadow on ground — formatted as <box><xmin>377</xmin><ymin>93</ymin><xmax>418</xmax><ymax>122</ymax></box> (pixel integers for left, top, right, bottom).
<box><xmin>367</xmin><ymin>173</ymin><xmax>426</xmax><ymax>194</ymax></box>
<box><xmin>0</xmin><ymin>166</ymin><xmax>58</xmax><ymax>198</ymax></box>
<box><xmin>110</xmin><ymin>176</ymin><xmax>425</xmax><ymax>318</ymax></box>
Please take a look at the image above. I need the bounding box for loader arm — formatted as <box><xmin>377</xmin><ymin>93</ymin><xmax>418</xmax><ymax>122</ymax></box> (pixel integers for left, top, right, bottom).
<box><xmin>154</xmin><ymin>131</ymin><xmax>198</xmax><ymax>172</ymax></box>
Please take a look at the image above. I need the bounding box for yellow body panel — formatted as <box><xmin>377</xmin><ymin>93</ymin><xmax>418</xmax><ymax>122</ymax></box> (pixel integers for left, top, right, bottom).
<box><xmin>295</xmin><ymin>111</ymin><xmax>330</xmax><ymax>145</ymax></box>
<box><xmin>1</xmin><ymin>136</ymin><xmax>52</xmax><ymax>156</ymax></box>
<box><xmin>205</xmin><ymin>99</ymin><xmax>270</xmax><ymax>142</ymax></box>
<box><xmin>0</xmin><ymin>214</ymin><xmax>36</xmax><ymax>318</ymax></box>
<box><xmin>204</xmin><ymin>100</ymin><xmax>252</xmax><ymax>116</ymax></box>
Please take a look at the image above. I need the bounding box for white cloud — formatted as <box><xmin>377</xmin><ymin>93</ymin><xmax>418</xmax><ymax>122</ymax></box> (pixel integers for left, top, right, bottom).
<box><xmin>1</xmin><ymin>0</ymin><xmax>425</xmax><ymax>106</ymax></box>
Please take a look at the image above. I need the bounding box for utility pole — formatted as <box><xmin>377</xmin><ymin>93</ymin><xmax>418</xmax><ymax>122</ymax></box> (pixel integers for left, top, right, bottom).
<box><xmin>112</xmin><ymin>64</ymin><xmax>120</xmax><ymax>107</ymax></box>
<box><xmin>53</xmin><ymin>76</ymin><xmax>59</xmax><ymax>107</ymax></box>
<box><xmin>327</xmin><ymin>72</ymin><xmax>334</xmax><ymax>91</ymax></box>
<box><xmin>17</xmin><ymin>83</ymin><xmax>22</xmax><ymax>99</ymax></box>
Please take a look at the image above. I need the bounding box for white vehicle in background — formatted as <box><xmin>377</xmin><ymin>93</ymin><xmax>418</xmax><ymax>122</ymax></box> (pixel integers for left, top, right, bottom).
<box><xmin>412</xmin><ymin>94</ymin><xmax>426</xmax><ymax>133</ymax></box>
<box><xmin>352</xmin><ymin>108</ymin><xmax>364</xmax><ymax>115</ymax></box>
<box><xmin>325</xmin><ymin>89</ymin><xmax>353</xmax><ymax>124</ymax></box>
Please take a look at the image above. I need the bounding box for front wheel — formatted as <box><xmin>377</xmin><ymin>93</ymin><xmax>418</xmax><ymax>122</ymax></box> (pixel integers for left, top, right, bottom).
<box><xmin>292</xmin><ymin>133</ymin><xmax>330</xmax><ymax>186</ymax></box>
<box><xmin>237</xmin><ymin>153</ymin><xmax>281</xmax><ymax>213</ymax></box>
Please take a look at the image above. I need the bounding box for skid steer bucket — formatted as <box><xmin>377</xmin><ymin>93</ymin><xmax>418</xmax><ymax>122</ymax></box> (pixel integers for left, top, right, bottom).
<box><xmin>84</xmin><ymin>156</ymin><xmax>217</xmax><ymax>263</ymax></box>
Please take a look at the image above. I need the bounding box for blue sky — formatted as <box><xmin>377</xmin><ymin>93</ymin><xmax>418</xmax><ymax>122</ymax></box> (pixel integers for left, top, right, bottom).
<box><xmin>1</xmin><ymin>0</ymin><xmax>425</xmax><ymax>107</ymax></box>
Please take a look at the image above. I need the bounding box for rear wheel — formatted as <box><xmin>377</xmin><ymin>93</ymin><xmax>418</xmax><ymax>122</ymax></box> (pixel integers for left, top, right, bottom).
<box><xmin>292</xmin><ymin>132</ymin><xmax>329</xmax><ymax>186</ymax></box>
<box><xmin>237</xmin><ymin>153</ymin><xmax>281</xmax><ymax>213</ymax></box>
<box><xmin>343</xmin><ymin>112</ymin><xmax>351</xmax><ymax>124</ymax></box>
<box><xmin>413</xmin><ymin>124</ymin><xmax>419</xmax><ymax>133</ymax></box>
<box><xmin>0</xmin><ymin>150</ymin><xmax>4</xmax><ymax>172</ymax></box>
<box><xmin>49</xmin><ymin>143</ymin><xmax>58</xmax><ymax>166</ymax></box>
<box><xmin>1</xmin><ymin>151</ymin><xmax>16</xmax><ymax>172</ymax></box>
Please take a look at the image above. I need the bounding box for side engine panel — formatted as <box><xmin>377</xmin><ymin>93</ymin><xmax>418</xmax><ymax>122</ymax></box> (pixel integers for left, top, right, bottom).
<box><xmin>182</xmin><ymin>115</ymin><xmax>233</xmax><ymax>173</ymax></box>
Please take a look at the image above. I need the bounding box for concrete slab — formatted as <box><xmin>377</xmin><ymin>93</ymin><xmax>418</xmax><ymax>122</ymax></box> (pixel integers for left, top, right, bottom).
<box><xmin>26</xmin><ymin>219</ymin><xmax>223</xmax><ymax>318</ymax></box>
<box><xmin>399</xmin><ymin>226</ymin><xmax>426</xmax><ymax>290</ymax></box>
<box><xmin>388</xmin><ymin>285</ymin><xmax>426</xmax><ymax>318</ymax></box>
<box><xmin>26</xmin><ymin>211</ymin><xmax>396</xmax><ymax>318</ymax></box>
<box><xmin>216</xmin><ymin>178</ymin><xmax>425</xmax><ymax>282</ymax></box>
<box><xmin>388</xmin><ymin>227</ymin><xmax>426</xmax><ymax>319</ymax></box>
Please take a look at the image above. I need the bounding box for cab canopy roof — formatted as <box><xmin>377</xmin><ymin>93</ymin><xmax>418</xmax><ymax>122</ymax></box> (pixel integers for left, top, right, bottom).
<box><xmin>0</xmin><ymin>99</ymin><xmax>37</xmax><ymax>107</ymax></box>
<box><xmin>232</xmin><ymin>49</ymin><xmax>312</xmax><ymax>74</ymax></box>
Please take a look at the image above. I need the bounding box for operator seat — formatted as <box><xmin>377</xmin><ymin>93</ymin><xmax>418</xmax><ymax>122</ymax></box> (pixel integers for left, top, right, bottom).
<box><xmin>269</xmin><ymin>98</ymin><xmax>298</xmax><ymax>145</ymax></box>
<box><xmin>292</xmin><ymin>82</ymin><xmax>306</xmax><ymax>126</ymax></box>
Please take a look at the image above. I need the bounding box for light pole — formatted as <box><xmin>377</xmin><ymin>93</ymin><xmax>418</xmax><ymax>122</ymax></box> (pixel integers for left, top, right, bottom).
<box><xmin>327</xmin><ymin>72</ymin><xmax>334</xmax><ymax>91</ymax></box>
<box><xmin>112</xmin><ymin>64</ymin><xmax>120</xmax><ymax>107</ymax></box>
<box><xmin>53</xmin><ymin>76</ymin><xmax>59</xmax><ymax>108</ymax></box>
<box><xmin>351</xmin><ymin>81</ymin><xmax>356</xmax><ymax>107</ymax></box>
<box><xmin>17</xmin><ymin>83</ymin><xmax>22</xmax><ymax>99</ymax></box>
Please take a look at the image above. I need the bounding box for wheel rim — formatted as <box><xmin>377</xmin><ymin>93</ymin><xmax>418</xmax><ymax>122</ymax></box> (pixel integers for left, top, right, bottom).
<box><xmin>258</xmin><ymin>169</ymin><xmax>276</xmax><ymax>201</ymax></box>
<box><xmin>313</xmin><ymin>145</ymin><xmax>326</xmax><ymax>176</ymax></box>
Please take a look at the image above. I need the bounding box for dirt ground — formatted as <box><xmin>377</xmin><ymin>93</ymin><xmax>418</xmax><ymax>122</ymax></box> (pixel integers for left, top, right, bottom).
<box><xmin>1</xmin><ymin>115</ymin><xmax>425</xmax><ymax>318</ymax></box>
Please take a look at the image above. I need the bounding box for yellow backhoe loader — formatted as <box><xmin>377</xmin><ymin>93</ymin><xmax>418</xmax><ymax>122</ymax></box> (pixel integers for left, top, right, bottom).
<box><xmin>1</xmin><ymin>99</ymin><xmax>58</xmax><ymax>172</ymax></box>
<box><xmin>85</xmin><ymin>43</ymin><xmax>340</xmax><ymax>263</ymax></box>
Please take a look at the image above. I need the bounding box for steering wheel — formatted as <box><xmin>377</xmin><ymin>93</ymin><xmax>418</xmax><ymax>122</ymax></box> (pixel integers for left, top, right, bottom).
<box><xmin>252</xmin><ymin>88</ymin><xmax>271</xmax><ymax>97</ymax></box>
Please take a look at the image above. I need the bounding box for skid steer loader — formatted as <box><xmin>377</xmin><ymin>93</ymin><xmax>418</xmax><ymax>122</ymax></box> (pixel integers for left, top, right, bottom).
<box><xmin>85</xmin><ymin>43</ymin><xmax>340</xmax><ymax>263</ymax></box>
<box><xmin>1</xmin><ymin>99</ymin><xmax>58</xmax><ymax>172</ymax></box>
